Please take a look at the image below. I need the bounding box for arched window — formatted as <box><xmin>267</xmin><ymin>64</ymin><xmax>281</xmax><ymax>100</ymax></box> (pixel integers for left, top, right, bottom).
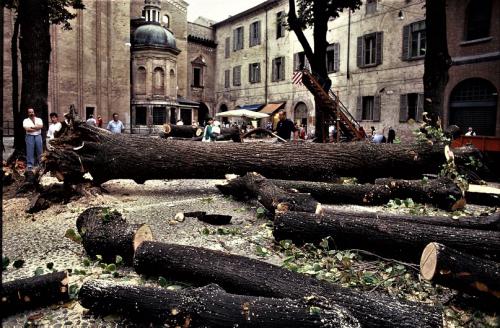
<box><xmin>449</xmin><ymin>78</ymin><xmax>497</xmax><ymax>136</ymax></box>
<box><xmin>294</xmin><ymin>102</ymin><xmax>308</xmax><ymax>126</ymax></box>
<box><xmin>153</xmin><ymin>67</ymin><xmax>165</xmax><ymax>95</ymax></box>
<box><xmin>465</xmin><ymin>0</ymin><xmax>491</xmax><ymax>41</ymax></box>
<box><xmin>162</xmin><ymin>15</ymin><xmax>170</xmax><ymax>28</ymax></box>
<box><xmin>136</xmin><ymin>67</ymin><xmax>146</xmax><ymax>95</ymax></box>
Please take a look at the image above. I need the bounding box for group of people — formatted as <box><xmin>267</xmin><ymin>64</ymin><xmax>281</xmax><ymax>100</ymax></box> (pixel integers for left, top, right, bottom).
<box><xmin>356</xmin><ymin>126</ymin><xmax>396</xmax><ymax>143</ymax></box>
<box><xmin>23</xmin><ymin>109</ymin><xmax>126</xmax><ymax>170</ymax></box>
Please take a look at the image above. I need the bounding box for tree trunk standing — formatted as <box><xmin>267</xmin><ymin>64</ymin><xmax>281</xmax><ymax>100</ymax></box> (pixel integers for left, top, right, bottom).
<box><xmin>18</xmin><ymin>0</ymin><xmax>51</xmax><ymax>138</ymax></box>
<box><xmin>133</xmin><ymin>241</ymin><xmax>442</xmax><ymax>328</ymax></box>
<box><xmin>44</xmin><ymin>122</ymin><xmax>471</xmax><ymax>185</ymax></box>
<box><xmin>420</xmin><ymin>243</ymin><xmax>500</xmax><ymax>301</ymax></box>
<box><xmin>11</xmin><ymin>15</ymin><xmax>26</xmax><ymax>157</ymax></box>
<box><xmin>273</xmin><ymin>211</ymin><xmax>500</xmax><ymax>262</ymax></box>
<box><xmin>1</xmin><ymin>271</ymin><xmax>69</xmax><ymax>316</ymax></box>
<box><xmin>423</xmin><ymin>0</ymin><xmax>451</xmax><ymax>129</ymax></box>
<box><xmin>79</xmin><ymin>280</ymin><xmax>360</xmax><ymax>328</ymax></box>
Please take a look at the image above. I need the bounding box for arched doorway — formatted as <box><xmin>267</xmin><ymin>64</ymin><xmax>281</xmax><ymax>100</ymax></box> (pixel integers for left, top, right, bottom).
<box><xmin>219</xmin><ymin>104</ymin><xmax>229</xmax><ymax>125</ymax></box>
<box><xmin>294</xmin><ymin>102</ymin><xmax>308</xmax><ymax>127</ymax></box>
<box><xmin>449</xmin><ymin>78</ymin><xmax>498</xmax><ymax>136</ymax></box>
<box><xmin>198</xmin><ymin>102</ymin><xmax>209</xmax><ymax>126</ymax></box>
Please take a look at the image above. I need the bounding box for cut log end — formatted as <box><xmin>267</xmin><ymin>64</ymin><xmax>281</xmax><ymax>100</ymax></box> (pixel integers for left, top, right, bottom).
<box><xmin>164</xmin><ymin>124</ymin><xmax>172</xmax><ymax>134</ymax></box>
<box><xmin>195</xmin><ymin>128</ymin><xmax>203</xmax><ymax>137</ymax></box>
<box><xmin>420</xmin><ymin>242</ymin><xmax>439</xmax><ymax>281</ymax></box>
<box><xmin>133</xmin><ymin>225</ymin><xmax>154</xmax><ymax>251</ymax></box>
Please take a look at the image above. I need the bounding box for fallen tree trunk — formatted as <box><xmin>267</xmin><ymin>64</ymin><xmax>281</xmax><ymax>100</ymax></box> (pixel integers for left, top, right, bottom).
<box><xmin>273</xmin><ymin>211</ymin><xmax>500</xmax><ymax>261</ymax></box>
<box><xmin>134</xmin><ymin>241</ymin><xmax>442</xmax><ymax>327</ymax></box>
<box><xmin>1</xmin><ymin>271</ymin><xmax>69</xmax><ymax>317</ymax></box>
<box><xmin>43</xmin><ymin>121</ymin><xmax>475</xmax><ymax>185</ymax></box>
<box><xmin>79</xmin><ymin>280</ymin><xmax>359</xmax><ymax>327</ymax></box>
<box><xmin>420</xmin><ymin>242</ymin><xmax>500</xmax><ymax>301</ymax></box>
<box><xmin>76</xmin><ymin>207</ymin><xmax>153</xmax><ymax>264</ymax></box>
<box><xmin>241</xmin><ymin>128</ymin><xmax>286</xmax><ymax>141</ymax></box>
<box><xmin>248</xmin><ymin>176</ymin><xmax>463</xmax><ymax>211</ymax></box>
<box><xmin>217</xmin><ymin>172</ymin><xmax>321</xmax><ymax>213</ymax></box>
<box><xmin>163</xmin><ymin>123</ymin><xmax>242</xmax><ymax>142</ymax></box>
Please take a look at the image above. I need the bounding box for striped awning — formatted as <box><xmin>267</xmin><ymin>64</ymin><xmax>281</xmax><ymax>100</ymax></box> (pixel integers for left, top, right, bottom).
<box><xmin>259</xmin><ymin>102</ymin><xmax>285</xmax><ymax>114</ymax></box>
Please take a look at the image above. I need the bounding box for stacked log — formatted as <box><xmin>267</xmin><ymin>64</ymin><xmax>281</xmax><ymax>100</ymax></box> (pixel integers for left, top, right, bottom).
<box><xmin>134</xmin><ymin>241</ymin><xmax>442</xmax><ymax>327</ymax></box>
<box><xmin>79</xmin><ymin>280</ymin><xmax>360</xmax><ymax>327</ymax></box>
<box><xmin>1</xmin><ymin>271</ymin><xmax>69</xmax><ymax>316</ymax></box>
<box><xmin>163</xmin><ymin>123</ymin><xmax>242</xmax><ymax>142</ymax></box>
<box><xmin>273</xmin><ymin>211</ymin><xmax>500</xmax><ymax>262</ymax></box>
<box><xmin>76</xmin><ymin>207</ymin><xmax>153</xmax><ymax>264</ymax></box>
<box><xmin>420</xmin><ymin>242</ymin><xmax>500</xmax><ymax>301</ymax></box>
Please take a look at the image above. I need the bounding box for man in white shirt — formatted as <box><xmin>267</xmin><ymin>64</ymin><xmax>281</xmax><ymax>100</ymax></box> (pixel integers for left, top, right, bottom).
<box><xmin>465</xmin><ymin>127</ymin><xmax>476</xmax><ymax>136</ymax></box>
<box><xmin>46</xmin><ymin>112</ymin><xmax>62</xmax><ymax>149</ymax></box>
<box><xmin>23</xmin><ymin>108</ymin><xmax>44</xmax><ymax>170</ymax></box>
<box><xmin>106</xmin><ymin>113</ymin><xmax>125</xmax><ymax>134</ymax></box>
<box><xmin>86</xmin><ymin>114</ymin><xmax>97</xmax><ymax>126</ymax></box>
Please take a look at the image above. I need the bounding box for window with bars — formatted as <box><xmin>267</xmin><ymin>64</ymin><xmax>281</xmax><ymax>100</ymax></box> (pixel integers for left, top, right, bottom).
<box><xmin>233</xmin><ymin>66</ymin><xmax>241</xmax><ymax>86</ymax></box>
<box><xmin>399</xmin><ymin>93</ymin><xmax>424</xmax><ymax>122</ymax></box>
<box><xmin>224</xmin><ymin>69</ymin><xmax>230</xmax><ymax>88</ymax></box>
<box><xmin>272</xmin><ymin>57</ymin><xmax>285</xmax><ymax>82</ymax></box>
<box><xmin>357</xmin><ymin>32</ymin><xmax>383</xmax><ymax>67</ymax></box>
<box><xmin>153</xmin><ymin>107</ymin><xmax>167</xmax><ymax>125</ymax></box>
<box><xmin>356</xmin><ymin>95</ymin><xmax>381</xmax><ymax>121</ymax></box>
<box><xmin>402</xmin><ymin>21</ymin><xmax>426</xmax><ymax>60</ymax></box>
<box><xmin>326</xmin><ymin>43</ymin><xmax>340</xmax><ymax>73</ymax></box>
<box><xmin>249</xmin><ymin>63</ymin><xmax>261</xmax><ymax>83</ymax></box>
<box><xmin>276</xmin><ymin>11</ymin><xmax>285</xmax><ymax>38</ymax></box>
<box><xmin>225</xmin><ymin>37</ymin><xmax>230</xmax><ymax>58</ymax></box>
<box><xmin>233</xmin><ymin>27</ymin><xmax>244</xmax><ymax>51</ymax></box>
<box><xmin>135</xmin><ymin>106</ymin><xmax>147</xmax><ymax>125</ymax></box>
<box><xmin>249</xmin><ymin>21</ymin><xmax>261</xmax><ymax>47</ymax></box>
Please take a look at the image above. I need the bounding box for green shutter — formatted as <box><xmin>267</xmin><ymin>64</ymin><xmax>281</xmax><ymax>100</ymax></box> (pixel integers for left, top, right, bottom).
<box><xmin>399</xmin><ymin>94</ymin><xmax>408</xmax><ymax>122</ymax></box>
<box><xmin>357</xmin><ymin>36</ymin><xmax>363</xmax><ymax>67</ymax></box>
<box><xmin>402</xmin><ymin>25</ymin><xmax>410</xmax><ymax>60</ymax></box>
<box><xmin>373</xmin><ymin>95</ymin><xmax>381</xmax><ymax>121</ymax></box>
<box><xmin>376</xmin><ymin>32</ymin><xmax>383</xmax><ymax>65</ymax></box>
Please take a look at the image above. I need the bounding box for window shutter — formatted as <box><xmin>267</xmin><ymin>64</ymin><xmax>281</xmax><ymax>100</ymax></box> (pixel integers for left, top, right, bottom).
<box><xmin>257</xmin><ymin>21</ymin><xmax>261</xmax><ymax>45</ymax></box>
<box><xmin>357</xmin><ymin>36</ymin><xmax>363</xmax><ymax>67</ymax></box>
<box><xmin>399</xmin><ymin>94</ymin><xmax>408</xmax><ymax>122</ymax></box>
<box><xmin>417</xmin><ymin>93</ymin><xmax>424</xmax><ymax>122</ymax></box>
<box><xmin>248</xmin><ymin>64</ymin><xmax>252</xmax><ymax>82</ymax></box>
<box><xmin>240</xmin><ymin>27</ymin><xmax>244</xmax><ymax>50</ymax></box>
<box><xmin>373</xmin><ymin>95</ymin><xmax>381</xmax><ymax>121</ymax></box>
<box><xmin>376</xmin><ymin>32</ymin><xmax>383</xmax><ymax>65</ymax></box>
<box><xmin>237</xmin><ymin>67</ymin><xmax>241</xmax><ymax>85</ymax></box>
<box><xmin>280</xmin><ymin>57</ymin><xmax>285</xmax><ymax>80</ymax></box>
<box><xmin>257</xmin><ymin>64</ymin><xmax>261</xmax><ymax>83</ymax></box>
<box><xmin>293</xmin><ymin>53</ymin><xmax>299</xmax><ymax>70</ymax></box>
<box><xmin>356</xmin><ymin>97</ymin><xmax>362</xmax><ymax>120</ymax></box>
<box><xmin>333</xmin><ymin>43</ymin><xmax>340</xmax><ymax>72</ymax></box>
<box><xmin>233</xmin><ymin>30</ymin><xmax>237</xmax><ymax>51</ymax></box>
<box><xmin>402</xmin><ymin>25</ymin><xmax>410</xmax><ymax>60</ymax></box>
<box><xmin>272</xmin><ymin>59</ymin><xmax>276</xmax><ymax>81</ymax></box>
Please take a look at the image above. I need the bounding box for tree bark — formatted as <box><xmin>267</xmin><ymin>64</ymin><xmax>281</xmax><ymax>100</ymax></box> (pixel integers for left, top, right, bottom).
<box><xmin>44</xmin><ymin>121</ymin><xmax>473</xmax><ymax>185</ymax></box>
<box><xmin>163</xmin><ymin>124</ymin><xmax>241</xmax><ymax>142</ymax></box>
<box><xmin>216</xmin><ymin>172</ymin><xmax>321</xmax><ymax>213</ymax></box>
<box><xmin>18</xmin><ymin>0</ymin><xmax>51</xmax><ymax>138</ymax></box>
<box><xmin>133</xmin><ymin>241</ymin><xmax>442</xmax><ymax>328</ymax></box>
<box><xmin>76</xmin><ymin>207</ymin><xmax>153</xmax><ymax>264</ymax></box>
<box><xmin>420</xmin><ymin>242</ymin><xmax>500</xmax><ymax>301</ymax></box>
<box><xmin>269</xmin><ymin>177</ymin><xmax>464</xmax><ymax>211</ymax></box>
<box><xmin>79</xmin><ymin>280</ymin><xmax>359</xmax><ymax>328</ymax></box>
<box><xmin>273</xmin><ymin>211</ymin><xmax>500</xmax><ymax>262</ymax></box>
<box><xmin>423</xmin><ymin>0</ymin><xmax>451</xmax><ymax>129</ymax></box>
<box><xmin>11</xmin><ymin>14</ymin><xmax>26</xmax><ymax>157</ymax></box>
<box><xmin>1</xmin><ymin>271</ymin><xmax>69</xmax><ymax>316</ymax></box>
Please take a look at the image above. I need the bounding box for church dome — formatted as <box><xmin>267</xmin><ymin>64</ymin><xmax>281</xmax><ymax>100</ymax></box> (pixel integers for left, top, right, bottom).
<box><xmin>133</xmin><ymin>23</ymin><xmax>177</xmax><ymax>50</ymax></box>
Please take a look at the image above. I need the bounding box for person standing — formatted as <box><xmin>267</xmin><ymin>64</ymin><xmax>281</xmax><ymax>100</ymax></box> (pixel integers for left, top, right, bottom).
<box><xmin>23</xmin><ymin>108</ymin><xmax>44</xmax><ymax>170</ymax></box>
<box><xmin>387</xmin><ymin>127</ymin><xmax>396</xmax><ymax>143</ymax></box>
<box><xmin>202</xmin><ymin>117</ymin><xmax>215</xmax><ymax>142</ymax></box>
<box><xmin>86</xmin><ymin>114</ymin><xmax>97</xmax><ymax>126</ymax></box>
<box><xmin>97</xmin><ymin>115</ymin><xmax>103</xmax><ymax>128</ymax></box>
<box><xmin>465</xmin><ymin>127</ymin><xmax>476</xmax><ymax>136</ymax></box>
<box><xmin>107</xmin><ymin>113</ymin><xmax>125</xmax><ymax>134</ymax></box>
<box><xmin>46</xmin><ymin>112</ymin><xmax>62</xmax><ymax>149</ymax></box>
<box><xmin>276</xmin><ymin>110</ymin><xmax>297</xmax><ymax>141</ymax></box>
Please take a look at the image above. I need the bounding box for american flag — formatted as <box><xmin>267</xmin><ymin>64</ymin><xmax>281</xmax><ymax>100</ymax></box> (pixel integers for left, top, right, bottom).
<box><xmin>292</xmin><ymin>70</ymin><xmax>303</xmax><ymax>86</ymax></box>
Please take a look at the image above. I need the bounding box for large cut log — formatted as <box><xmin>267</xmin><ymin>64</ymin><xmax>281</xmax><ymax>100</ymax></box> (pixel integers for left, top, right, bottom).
<box><xmin>79</xmin><ymin>280</ymin><xmax>359</xmax><ymax>327</ymax></box>
<box><xmin>43</xmin><ymin>121</ymin><xmax>476</xmax><ymax>185</ymax></box>
<box><xmin>76</xmin><ymin>207</ymin><xmax>153</xmax><ymax>264</ymax></box>
<box><xmin>134</xmin><ymin>241</ymin><xmax>442</xmax><ymax>328</ymax></box>
<box><xmin>273</xmin><ymin>211</ymin><xmax>500</xmax><ymax>262</ymax></box>
<box><xmin>163</xmin><ymin>123</ymin><xmax>242</xmax><ymax>142</ymax></box>
<box><xmin>225</xmin><ymin>176</ymin><xmax>463</xmax><ymax>211</ymax></box>
<box><xmin>1</xmin><ymin>271</ymin><xmax>69</xmax><ymax>317</ymax></box>
<box><xmin>420</xmin><ymin>242</ymin><xmax>500</xmax><ymax>301</ymax></box>
<box><xmin>216</xmin><ymin>172</ymin><xmax>321</xmax><ymax>213</ymax></box>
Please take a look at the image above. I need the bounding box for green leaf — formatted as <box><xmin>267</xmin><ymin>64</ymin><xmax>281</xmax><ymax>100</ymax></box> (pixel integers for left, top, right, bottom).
<box><xmin>201</xmin><ymin>227</ymin><xmax>211</xmax><ymax>235</ymax></box>
<box><xmin>34</xmin><ymin>267</ymin><xmax>44</xmax><ymax>276</ymax></box>
<box><xmin>279</xmin><ymin>239</ymin><xmax>293</xmax><ymax>250</ymax></box>
<box><xmin>46</xmin><ymin>262</ymin><xmax>54</xmax><ymax>270</ymax></box>
<box><xmin>309</xmin><ymin>306</ymin><xmax>321</xmax><ymax>315</ymax></box>
<box><xmin>82</xmin><ymin>258</ymin><xmax>90</xmax><ymax>267</ymax></box>
<box><xmin>113</xmin><ymin>271</ymin><xmax>120</xmax><ymax>278</ymax></box>
<box><xmin>256</xmin><ymin>207</ymin><xmax>266</xmax><ymax>219</ymax></box>
<box><xmin>2</xmin><ymin>256</ymin><xmax>10</xmax><ymax>270</ymax></box>
<box><xmin>255</xmin><ymin>245</ymin><xmax>269</xmax><ymax>257</ymax></box>
<box><xmin>13</xmin><ymin>259</ymin><xmax>25</xmax><ymax>269</ymax></box>
<box><xmin>158</xmin><ymin>276</ymin><xmax>167</xmax><ymax>287</ymax></box>
<box><xmin>115</xmin><ymin>255</ymin><xmax>123</xmax><ymax>265</ymax></box>
<box><xmin>69</xmin><ymin>284</ymin><xmax>79</xmax><ymax>300</ymax></box>
<box><xmin>95</xmin><ymin>255</ymin><xmax>103</xmax><ymax>261</ymax></box>
<box><xmin>106</xmin><ymin>264</ymin><xmax>116</xmax><ymax>272</ymax></box>
<box><xmin>64</xmin><ymin>228</ymin><xmax>82</xmax><ymax>244</ymax></box>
